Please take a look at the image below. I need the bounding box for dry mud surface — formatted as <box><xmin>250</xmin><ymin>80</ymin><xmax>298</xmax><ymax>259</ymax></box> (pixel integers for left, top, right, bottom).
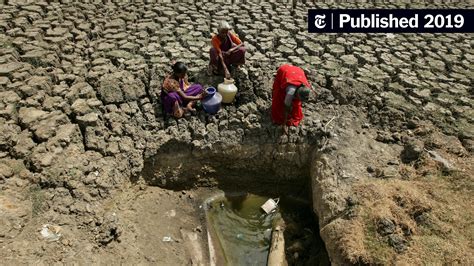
<box><xmin>0</xmin><ymin>1</ymin><xmax>473</xmax><ymax>265</ymax></box>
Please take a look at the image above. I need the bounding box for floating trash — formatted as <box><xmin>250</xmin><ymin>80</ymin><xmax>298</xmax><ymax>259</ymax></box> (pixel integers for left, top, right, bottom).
<box><xmin>261</xmin><ymin>198</ymin><xmax>280</xmax><ymax>214</ymax></box>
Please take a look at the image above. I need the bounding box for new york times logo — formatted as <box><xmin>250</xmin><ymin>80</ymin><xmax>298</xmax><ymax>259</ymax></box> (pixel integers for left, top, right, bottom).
<box><xmin>314</xmin><ymin>14</ymin><xmax>326</xmax><ymax>29</ymax></box>
<box><xmin>308</xmin><ymin>9</ymin><xmax>473</xmax><ymax>33</ymax></box>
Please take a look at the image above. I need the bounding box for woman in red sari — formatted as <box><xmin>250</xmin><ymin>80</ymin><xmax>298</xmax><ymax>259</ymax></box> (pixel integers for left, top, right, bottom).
<box><xmin>271</xmin><ymin>64</ymin><xmax>312</xmax><ymax>134</ymax></box>
<box><xmin>208</xmin><ymin>21</ymin><xmax>246</xmax><ymax>79</ymax></box>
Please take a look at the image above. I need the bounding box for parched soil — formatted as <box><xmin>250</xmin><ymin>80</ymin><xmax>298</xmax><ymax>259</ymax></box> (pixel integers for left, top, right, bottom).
<box><xmin>0</xmin><ymin>1</ymin><xmax>472</xmax><ymax>265</ymax></box>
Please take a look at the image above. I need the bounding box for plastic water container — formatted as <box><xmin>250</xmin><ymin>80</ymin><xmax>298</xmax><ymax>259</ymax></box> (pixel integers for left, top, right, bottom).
<box><xmin>261</xmin><ymin>198</ymin><xmax>280</xmax><ymax>214</ymax></box>
<box><xmin>218</xmin><ymin>78</ymin><xmax>238</xmax><ymax>103</ymax></box>
<box><xmin>201</xmin><ymin>87</ymin><xmax>222</xmax><ymax>114</ymax></box>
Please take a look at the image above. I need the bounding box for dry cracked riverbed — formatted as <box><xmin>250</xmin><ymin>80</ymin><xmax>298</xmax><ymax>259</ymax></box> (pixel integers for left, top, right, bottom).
<box><xmin>0</xmin><ymin>1</ymin><xmax>473</xmax><ymax>265</ymax></box>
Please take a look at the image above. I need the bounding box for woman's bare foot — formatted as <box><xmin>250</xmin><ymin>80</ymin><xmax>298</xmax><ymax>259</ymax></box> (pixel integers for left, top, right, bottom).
<box><xmin>173</xmin><ymin>108</ymin><xmax>184</xmax><ymax>118</ymax></box>
<box><xmin>172</xmin><ymin>101</ymin><xmax>184</xmax><ymax>118</ymax></box>
<box><xmin>186</xmin><ymin>101</ymin><xmax>197</xmax><ymax>114</ymax></box>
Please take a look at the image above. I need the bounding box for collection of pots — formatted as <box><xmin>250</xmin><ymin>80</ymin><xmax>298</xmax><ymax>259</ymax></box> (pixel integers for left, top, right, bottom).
<box><xmin>201</xmin><ymin>78</ymin><xmax>238</xmax><ymax>114</ymax></box>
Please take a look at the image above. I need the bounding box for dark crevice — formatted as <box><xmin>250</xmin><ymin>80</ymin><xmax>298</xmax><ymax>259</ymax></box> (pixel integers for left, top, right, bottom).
<box><xmin>30</xmin><ymin>131</ymin><xmax>44</xmax><ymax>145</ymax></box>
<box><xmin>142</xmin><ymin>62</ymin><xmax>155</xmax><ymax>106</ymax></box>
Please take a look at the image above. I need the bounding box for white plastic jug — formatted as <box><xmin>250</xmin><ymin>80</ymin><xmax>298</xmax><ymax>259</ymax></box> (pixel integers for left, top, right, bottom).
<box><xmin>217</xmin><ymin>78</ymin><xmax>238</xmax><ymax>103</ymax></box>
<box><xmin>261</xmin><ymin>198</ymin><xmax>280</xmax><ymax>214</ymax></box>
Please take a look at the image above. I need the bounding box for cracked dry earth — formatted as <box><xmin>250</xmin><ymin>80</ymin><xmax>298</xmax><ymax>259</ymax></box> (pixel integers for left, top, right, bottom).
<box><xmin>0</xmin><ymin>1</ymin><xmax>473</xmax><ymax>265</ymax></box>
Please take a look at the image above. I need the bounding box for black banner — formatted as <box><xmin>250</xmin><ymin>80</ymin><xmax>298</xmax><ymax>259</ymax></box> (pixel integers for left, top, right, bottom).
<box><xmin>308</xmin><ymin>9</ymin><xmax>474</xmax><ymax>33</ymax></box>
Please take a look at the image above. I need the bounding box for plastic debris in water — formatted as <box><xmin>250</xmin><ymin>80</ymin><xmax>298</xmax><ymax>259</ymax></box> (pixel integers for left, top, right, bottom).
<box><xmin>40</xmin><ymin>224</ymin><xmax>62</xmax><ymax>242</ymax></box>
<box><xmin>261</xmin><ymin>198</ymin><xmax>279</xmax><ymax>214</ymax></box>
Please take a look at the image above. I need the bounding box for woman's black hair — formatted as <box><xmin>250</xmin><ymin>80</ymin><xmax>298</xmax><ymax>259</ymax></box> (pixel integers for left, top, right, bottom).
<box><xmin>172</xmin><ymin>61</ymin><xmax>187</xmax><ymax>74</ymax></box>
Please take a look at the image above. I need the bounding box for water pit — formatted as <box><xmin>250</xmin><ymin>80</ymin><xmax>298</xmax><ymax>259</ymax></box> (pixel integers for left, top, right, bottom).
<box><xmin>141</xmin><ymin>142</ymin><xmax>329</xmax><ymax>265</ymax></box>
<box><xmin>204</xmin><ymin>192</ymin><xmax>329</xmax><ymax>265</ymax></box>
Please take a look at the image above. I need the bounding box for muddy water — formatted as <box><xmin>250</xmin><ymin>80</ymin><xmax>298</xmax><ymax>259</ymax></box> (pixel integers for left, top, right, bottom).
<box><xmin>207</xmin><ymin>194</ymin><xmax>273</xmax><ymax>265</ymax></box>
<box><xmin>205</xmin><ymin>193</ymin><xmax>329</xmax><ymax>265</ymax></box>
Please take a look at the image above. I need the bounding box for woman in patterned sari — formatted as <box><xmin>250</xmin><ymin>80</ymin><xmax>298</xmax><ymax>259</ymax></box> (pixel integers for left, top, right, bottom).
<box><xmin>161</xmin><ymin>62</ymin><xmax>205</xmax><ymax>118</ymax></box>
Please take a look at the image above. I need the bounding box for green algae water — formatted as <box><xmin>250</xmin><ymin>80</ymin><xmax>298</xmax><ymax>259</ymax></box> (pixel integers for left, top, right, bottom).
<box><xmin>206</xmin><ymin>194</ymin><xmax>273</xmax><ymax>265</ymax></box>
<box><xmin>205</xmin><ymin>193</ymin><xmax>329</xmax><ymax>266</ymax></box>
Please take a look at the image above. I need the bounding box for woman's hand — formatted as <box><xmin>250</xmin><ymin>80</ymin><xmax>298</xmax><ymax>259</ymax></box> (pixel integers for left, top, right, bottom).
<box><xmin>198</xmin><ymin>91</ymin><xmax>207</xmax><ymax>100</ymax></box>
<box><xmin>224</xmin><ymin>69</ymin><xmax>231</xmax><ymax>79</ymax></box>
<box><xmin>224</xmin><ymin>44</ymin><xmax>241</xmax><ymax>56</ymax></box>
<box><xmin>282</xmin><ymin>124</ymin><xmax>289</xmax><ymax>136</ymax></box>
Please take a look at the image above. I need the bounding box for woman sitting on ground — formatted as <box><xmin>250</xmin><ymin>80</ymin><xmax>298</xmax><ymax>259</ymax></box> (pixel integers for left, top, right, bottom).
<box><xmin>209</xmin><ymin>21</ymin><xmax>246</xmax><ymax>79</ymax></box>
<box><xmin>161</xmin><ymin>62</ymin><xmax>205</xmax><ymax>118</ymax></box>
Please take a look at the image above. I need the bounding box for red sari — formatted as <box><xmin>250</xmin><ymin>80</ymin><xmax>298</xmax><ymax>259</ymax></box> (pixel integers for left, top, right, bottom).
<box><xmin>271</xmin><ymin>64</ymin><xmax>310</xmax><ymax>127</ymax></box>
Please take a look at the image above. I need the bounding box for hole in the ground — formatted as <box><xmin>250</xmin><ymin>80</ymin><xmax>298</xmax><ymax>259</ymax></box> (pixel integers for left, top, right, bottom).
<box><xmin>140</xmin><ymin>140</ymin><xmax>329</xmax><ymax>265</ymax></box>
<box><xmin>205</xmin><ymin>192</ymin><xmax>329</xmax><ymax>265</ymax></box>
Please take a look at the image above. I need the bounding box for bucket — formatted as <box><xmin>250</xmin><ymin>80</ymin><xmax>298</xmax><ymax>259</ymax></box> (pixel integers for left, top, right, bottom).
<box><xmin>260</xmin><ymin>198</ymin><xmax>280</xmax><ymax>214</ymax></box>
